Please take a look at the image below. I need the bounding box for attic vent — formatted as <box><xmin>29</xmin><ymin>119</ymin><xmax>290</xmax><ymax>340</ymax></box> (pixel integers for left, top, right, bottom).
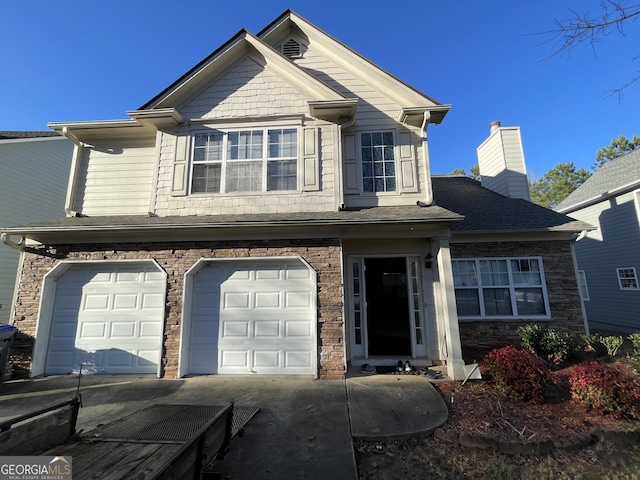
<box><xmin>282</xmin><ymin>38</ymin><xmax>301</xmax><ymax>58</ymax></box>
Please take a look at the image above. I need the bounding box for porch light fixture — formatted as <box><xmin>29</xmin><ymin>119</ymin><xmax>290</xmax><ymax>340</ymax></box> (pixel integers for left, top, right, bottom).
<box><xmin>425</xmin><ymin>253</ymin><xmax>433</xmax><ymax>269</ymax></box>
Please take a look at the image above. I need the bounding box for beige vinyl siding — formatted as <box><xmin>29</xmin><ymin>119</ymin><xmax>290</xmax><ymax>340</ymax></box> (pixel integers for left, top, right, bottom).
<box><xmin>154</xmin><ymin>124</ymin><xmax>338</xmax><ymax>216</ymax></box>
<box><xmin>477</xmin><ymin>127</ymin><xmax>530</xmax><ymax>200</ymax></box>
<box><xmin>0</xmin><ymin>137</ymin><xmax>73</xmax><ymax>323</ymax></box>
<box><xmin>73</xmin><ymin>140</ymin><xmax>155</xmax><ymax>215</ymax></box>
<box><xmin>295</xmin><ymin>44</ymin><xmax>428</xmax><ymax>207</ymax></box>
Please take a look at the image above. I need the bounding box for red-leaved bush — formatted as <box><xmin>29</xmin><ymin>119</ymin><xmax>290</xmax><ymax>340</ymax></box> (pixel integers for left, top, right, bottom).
<box><xmin>569</xmin><ymin>361</ymin><xmax>640</xmax><ymax>419</ymax></box>
<box><xmin>480</xmin><ymin>345</ymin><xmax>552</xmax><ymax>403</ymax></box>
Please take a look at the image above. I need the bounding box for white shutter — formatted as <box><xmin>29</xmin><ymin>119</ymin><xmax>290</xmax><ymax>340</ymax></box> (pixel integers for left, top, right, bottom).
<box><xmin>343</xmin><ymin>133</ymin><xmax>359</xmax><ymax>194</ymax></box>
<box><xmin>302</xmin><ymin>127</ymin><xmax>319</xmax><ymax>191</ymax></box>
<box><xmin>398</xmin><ymin>131</ymin><xmax>418</xmax><ymax>193</ymax></box>
<box><xmin>171</xmin><ymin>134</ymin><xmax>189</xmax><ymax>196</ymax></box>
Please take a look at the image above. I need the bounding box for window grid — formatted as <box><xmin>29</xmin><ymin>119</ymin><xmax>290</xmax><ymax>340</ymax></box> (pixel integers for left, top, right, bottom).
<box><xmin>453</xmin><ymin>258</ymin><xmax>549</xmax><ymax>318</ymax></box>
<box><xmin>191</xmin><ymin>128</ymin><xmax>298</xmax><ymax>194</ymax></box>
<box><xmin>617</xmin><ymin>268</ymin><xmax>639</xmax><ymax>290</ymax></box>
<box><xmin>361</xmin><ymin>132</ymin><xmax>396</xmax><ymax>193</ymax></box>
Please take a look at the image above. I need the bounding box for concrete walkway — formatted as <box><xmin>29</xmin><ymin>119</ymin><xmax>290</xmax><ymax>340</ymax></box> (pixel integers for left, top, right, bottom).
<box><xmin>0</xmin><ymin>372</ymin><xmax>448</xmax><ymax>479</ymax></box>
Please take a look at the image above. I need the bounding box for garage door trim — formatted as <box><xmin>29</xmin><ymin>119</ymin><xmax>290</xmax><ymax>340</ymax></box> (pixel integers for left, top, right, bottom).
<box><xmin>32</xmin><ymin>260</ymin><xmax>167</xmax><ymax>378</ymax></box>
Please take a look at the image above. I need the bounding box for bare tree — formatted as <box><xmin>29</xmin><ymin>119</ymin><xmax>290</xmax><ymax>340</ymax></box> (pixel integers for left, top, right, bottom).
<box><xmin>544</xmin><ymin>1</ymin><xmax>640</xmax><ymax>98</ymax></box>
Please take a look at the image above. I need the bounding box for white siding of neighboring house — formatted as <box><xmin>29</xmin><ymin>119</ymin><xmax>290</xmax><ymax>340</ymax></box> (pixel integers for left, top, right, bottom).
<box><xmin>571</xmin><ymin>191</ymin><xmax>640</xmax><ymax>331</ymax></box>
<box><xmin>73</xmin><ymin>140</ymin><xmax>156</xmax><ymax>216</ymax></box>
<box><xmin>0</xmin><ymin>137</ymin><xmax>73</xmax><ymax>323</ymax></box>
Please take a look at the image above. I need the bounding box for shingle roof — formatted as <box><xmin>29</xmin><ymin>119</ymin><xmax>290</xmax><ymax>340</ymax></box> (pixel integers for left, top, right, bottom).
<box><xmin>1</xmin><ymin>205</ymin><xmax>462</xmax><ymax>234</ymax></box>
<box><xmin>0</xmin><ymin>131</ymin><xmax>59</xmax><ymax>139</ymax></box>
<box><xmin>431</xmin><ymin>175</ymin><xmax>590</xmax><ymax>233</ymax></box>
<box><xmin>2</xmin><ymin>178</ymin><xmax>590</xmax><ymax>240</ymax></box>
<box><xmin>555</xmin><ymin>148</ymin><xmax>640</xmax><ymax>213</ymax></box>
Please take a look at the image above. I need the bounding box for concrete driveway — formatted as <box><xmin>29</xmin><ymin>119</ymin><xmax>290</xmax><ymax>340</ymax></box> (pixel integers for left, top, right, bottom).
<box><xmin>0</xmin><ymin>372</ymin><xmax>448</xmax><ymax>479</ymax></box>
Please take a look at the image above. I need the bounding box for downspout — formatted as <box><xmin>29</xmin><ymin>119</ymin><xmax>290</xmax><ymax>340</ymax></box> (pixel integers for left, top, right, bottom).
<box><xmin>61</xmin><ymin>126</ymin><xmax>90</xmax><ymax>217</ymax></box>
<box><xmin>571</xmin><ymin>231</ymin><xmax>590</xmax><ymax>336</ymax></box>
<box><xmin>420</xmin><ymin>110</ymin><xmax>433</xmax><ymax>205</ymax></box>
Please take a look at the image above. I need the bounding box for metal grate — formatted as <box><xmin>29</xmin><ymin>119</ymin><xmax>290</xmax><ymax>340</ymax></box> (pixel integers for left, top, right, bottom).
<box><xmin>89</xmin><ymin>404</ymin><xmax>259</xmax><ymax>442</ymax></box>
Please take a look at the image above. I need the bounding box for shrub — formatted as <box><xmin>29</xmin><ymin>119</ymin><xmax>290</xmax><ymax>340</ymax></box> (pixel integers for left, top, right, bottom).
<box><xmin>480</xmin><ymin>345</ymin><xmax>552</xmax><ymax>403</ymax></box>
<box><xmin>602</xmin><ymin>335</ymin><xmax>624</xmax><ymax>357</ymax></box>
<box><xmin>569</xmin><ymin>361</ymin><xmax>640</xmax><ymax>419</ymax></box>
<box><xmin>628</xmin><ymin>333</ymin><xmax>640</xmax><ymax>359</ymax></box>
<box><xmin>518</xmin><ymin>324</ymin><xmax>578</xmax><ymax>365</ymax></box>
<box><xmin>581</xmin><ymin>333</ymin><xmax>608</xmax><ymax>357</ymax></box>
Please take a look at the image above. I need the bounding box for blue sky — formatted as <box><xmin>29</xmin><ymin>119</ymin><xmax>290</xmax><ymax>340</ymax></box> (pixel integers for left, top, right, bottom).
<box><xmin>2</xmin><ymin>1</ymin><xmax>638</xmax><ymax>176</ymax></box>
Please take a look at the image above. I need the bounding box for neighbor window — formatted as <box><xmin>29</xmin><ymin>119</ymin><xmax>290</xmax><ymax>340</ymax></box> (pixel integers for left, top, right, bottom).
<box><xmin>452</xmin><ymin>258</ymin><xmax>550</xmax><ymax>318</ymax></box>
<box><xmin>361</xmin><ymin>132</ymin><xmax>396</xmax><ymax>193</ymax></box>
<box><xmin>191</xmin><ymin>128</ymin><xmax>297</xmax><ymax>194</ymax></box>
<box><xmin>617</xmin><ymin>267</ymin><xmax>639</xmax><ymax>290</ymax></box>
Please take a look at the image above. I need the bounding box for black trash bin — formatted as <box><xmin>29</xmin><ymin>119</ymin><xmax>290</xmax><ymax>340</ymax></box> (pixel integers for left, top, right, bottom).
<box><xmin>0</xmin><ymin>325</ymin><xmax>17</xmax><ymax>385</ymax></box>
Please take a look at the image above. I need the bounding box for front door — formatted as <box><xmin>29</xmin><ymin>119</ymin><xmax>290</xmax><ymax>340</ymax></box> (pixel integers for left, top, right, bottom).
<box><xmin>364</xmin><ymin>257</ymin><xmax>412</xmax><ymax>356</ymax></box>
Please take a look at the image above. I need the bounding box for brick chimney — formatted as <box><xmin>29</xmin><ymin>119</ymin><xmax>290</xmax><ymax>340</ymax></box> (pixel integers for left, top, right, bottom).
<box><xmin>476</xmin><ymin>121</ymin><xmax>531</xmax><ymax>201</ymax></box>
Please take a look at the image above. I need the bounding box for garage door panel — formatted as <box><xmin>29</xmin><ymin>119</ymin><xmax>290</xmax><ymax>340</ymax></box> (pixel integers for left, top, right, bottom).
<box><xmin>80</xmin><ymin>322</ymin><xmax>107</xmax><ymax>339</ymax></box>
<box><xmin>220</xmin><ymin>350</ymin><xmax>249</xmax><ymax>368</ymax></box>
<box><xmin>285</xmin><ymin>321</ymin><xmax>312</xmax><ymax>337</ymax></box>
<box><xmin>254</xmin><ymin>350</ymin><xmax>280</xmax><ymax>368</ymax></box>
<box><xmin>111</xmin><ymin>321</ymin><xmax>136</xmax><ymax>338</ymax></box>
<box><xmin>139</xmin><ymin>321</ymin><xmax>163</xmax><ymax>338</ymax></box>
<box><xmin>223</xmin><ymin>292</ymin><xmax>250</xmax><ymax>309</ymax></box>
<box><xmin>46</xmin><ymin>263</ymin><xmax>165</xmax><ymax>375</ymax></box>
<box><xmin>254</xmin><ymin>292</ymin><xmax>281</xmax><ymax>308</ymax></box>
<box><xmin>285</xmin><ymin>351</ymin><xmax>312</xmax><ymax>368</ymax></box>
<box><xmin>254</xmin><ymin>321</ymin><xmax>280</xmax><ymax>337</ymax></box>
<box><xmin>222</xmin><ymin>321</ymin><xmax>249</xmax><ymax>337</ymax></box>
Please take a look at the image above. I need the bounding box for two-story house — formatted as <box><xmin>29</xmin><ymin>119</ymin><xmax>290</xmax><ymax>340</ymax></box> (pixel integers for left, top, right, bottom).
<box><xmin>2</xmin><ymin>11</ymin><xmax>589</xmax><ymax>380</ymax></box>
<box><xmin>556</xmin><ymin>148</ymin><xmax>640</xmax><ymax>332</ymax></box>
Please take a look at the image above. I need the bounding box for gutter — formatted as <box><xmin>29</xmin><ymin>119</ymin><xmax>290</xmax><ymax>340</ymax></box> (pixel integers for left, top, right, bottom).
<box><xmin>0</xmin><ymin>233</ymin><xmax>25</xmax><ymax>252</ymax></box>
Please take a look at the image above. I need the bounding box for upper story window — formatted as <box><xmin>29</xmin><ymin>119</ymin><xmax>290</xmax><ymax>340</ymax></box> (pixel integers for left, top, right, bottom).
<box><xmin>578</xmin><ymin>270</ymin><xmax>590</xmax><ymax>301</ymax></box>
<box><xmin>617</xmin><ymin>267</ymin><xmax>639</xmax><ymax>290</ymax></box>
<box><xmin>191</xmin><ymin>128</ymin><xmax>298</xmax><ymax>194</ymax></box>
<box><xmin>452</xmin><ymin>257</ymin><xmax>550</xmax><ymax>318</ymax></box>
<box><xmin>361</xmin><ymin>132</ymin><xmax>396</xmax><ymax>193</ymax></box>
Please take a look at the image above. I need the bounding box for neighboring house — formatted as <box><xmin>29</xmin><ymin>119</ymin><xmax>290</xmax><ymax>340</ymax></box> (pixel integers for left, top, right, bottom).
<box><xmin>1</xmin><ymin>11</ymin><xmax>589</xmax><ymax>381</ymax></box>
<box><xmin>556</xmin><ymin>148</ymin><xmax>640</xmax><ymax>332</ymax></box>
<box><xmin>0</xmin><ymin>132</ymin><xmax>73</xmax><ymax>325</ymax></box>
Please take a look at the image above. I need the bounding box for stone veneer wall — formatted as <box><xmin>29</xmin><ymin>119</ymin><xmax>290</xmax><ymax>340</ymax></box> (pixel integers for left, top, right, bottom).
<box><xmin>11</xmin><ymin>239</ymin><xmax>344</xmax><ymax>380</ymax></box>
<box><xmin>451</xmin><ymin>240</ymin><xmax>586</xmax><ymax>350</ymax></box>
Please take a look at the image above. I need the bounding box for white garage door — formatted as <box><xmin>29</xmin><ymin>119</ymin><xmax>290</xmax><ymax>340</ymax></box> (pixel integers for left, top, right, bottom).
<box><xmin>45</xmin><ymin>263</ymin><xmax>166</xmax><ymax>375</ymax></box>
<box><xmin>188</xmin><ymin>259</ymin><xmax>316</xmax><ymax>375</ymax></box>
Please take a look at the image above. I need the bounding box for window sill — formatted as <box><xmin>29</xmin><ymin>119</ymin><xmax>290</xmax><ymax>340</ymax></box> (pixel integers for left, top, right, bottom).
<box><xmin>458</xmin><ymin>316</ymin><xmax>552</xmax><ymax>322</ymax></box>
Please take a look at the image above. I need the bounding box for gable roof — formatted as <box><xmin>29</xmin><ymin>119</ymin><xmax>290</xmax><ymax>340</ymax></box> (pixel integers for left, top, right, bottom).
<box><xmin>555</xmin><ymin>148</ymin><xmax>640</xmax><ymax>214</ymax></box>
<box><xmin>140</xmin><ymin>28</ymin><xmax>346</xmax><ymax>112</ymax></box>
<box><xmin>432</xmin><ymin>175</ymin><xmax>591</xmax><ymax>234</ymax></box>
<box><xmin>258</xmin><ymin>10</ymin><xmax>450</xmax><ymax>125</ymax></box>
